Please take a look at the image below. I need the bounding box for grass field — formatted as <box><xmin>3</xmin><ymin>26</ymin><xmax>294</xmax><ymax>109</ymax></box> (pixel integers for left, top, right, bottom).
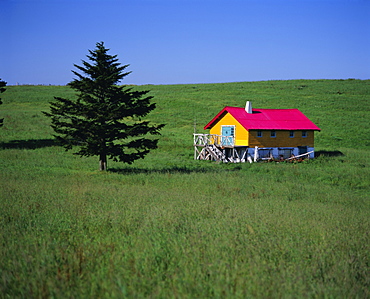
<box><xmin>1</xmin><ymin>80</ymin><xmax>369</xmax><ymax>297</ymax></box>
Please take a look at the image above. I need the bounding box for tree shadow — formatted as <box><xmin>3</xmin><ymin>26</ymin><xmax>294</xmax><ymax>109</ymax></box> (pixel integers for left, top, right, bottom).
<box><xmin>0</xmin><ymin>139</ymin><xmax>58</xmax><ymax>150</ymax></box>
<box><xmin>314</xmin><ymin>150</ymin><xmax>344</xmax><ymax>158</ymax></box>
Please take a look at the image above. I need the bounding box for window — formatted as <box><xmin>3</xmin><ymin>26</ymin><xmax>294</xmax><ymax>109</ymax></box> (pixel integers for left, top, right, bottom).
<box><xmin>270</xmin><ymin>131</ymin><xmax>276</xmax><ymax>138</ymax></box>
<box><xmin>289</xmin><ymin>131</ymin><xmax>294</xmax><ymax>138</ymax></box>
<box><xmin>278</xmin><ymin>148</ymin><xmax>293</xmax><ymax>159</ymax></box>
<box><xmin>302</xmin><ymin>131</ymin><xmax>307</xmax><ymax>138</ymax></box>
<box><xmin>257</xmin><ymin>131</ymin><xmax>263</xmax><ymax>137</ymax></box>
<box><xmin>259</xmin><ymin>149</ymin><xmax>272</xmax><ymax>158</ymax></box>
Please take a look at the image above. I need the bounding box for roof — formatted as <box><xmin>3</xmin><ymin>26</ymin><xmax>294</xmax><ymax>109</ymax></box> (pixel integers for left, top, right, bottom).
<box><xmin>204</xmin><ymin>106</ymin><xmax>321</xmax><ymax>131</ymax></box>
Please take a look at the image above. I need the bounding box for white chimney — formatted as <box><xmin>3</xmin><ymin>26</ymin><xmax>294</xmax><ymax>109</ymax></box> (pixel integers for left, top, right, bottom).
<box><xmin>245</xmin><ymin>101</ymin><xmax>252</xmax><ymax>113</ymax></box>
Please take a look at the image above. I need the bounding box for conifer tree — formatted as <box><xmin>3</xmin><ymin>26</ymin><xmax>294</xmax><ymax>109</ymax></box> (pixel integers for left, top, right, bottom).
<box><xmin>0</xmin><ymin>79</ymin><xmax>6</xmax><ymax>127</ymax></box>
<box><xmin>43</xmin><ymin>42</ymin><xmax>164</xmax><ymax>170</ymax></box>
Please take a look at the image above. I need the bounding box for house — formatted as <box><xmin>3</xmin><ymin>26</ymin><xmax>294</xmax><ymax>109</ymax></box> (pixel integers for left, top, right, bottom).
<box><xmin>193</xmin><ymin>101</ymin><xmax>321</xmax><ymax>162</ymax></box>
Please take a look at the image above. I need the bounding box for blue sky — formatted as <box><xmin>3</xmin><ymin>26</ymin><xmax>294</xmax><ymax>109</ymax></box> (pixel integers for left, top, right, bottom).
<box><xmin>1</xmin><ymin>0</ymin><xmax>369</xmax><ymax>85</ymax></box>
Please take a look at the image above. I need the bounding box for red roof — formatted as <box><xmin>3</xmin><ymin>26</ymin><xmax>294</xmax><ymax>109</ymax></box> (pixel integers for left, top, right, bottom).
<box><xmin>204</xmin><ymin>107</ymin><xmax>321</xmax><ymax>131</ymax></box>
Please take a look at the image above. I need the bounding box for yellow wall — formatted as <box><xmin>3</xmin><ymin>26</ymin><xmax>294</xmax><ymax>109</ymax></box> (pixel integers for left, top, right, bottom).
<box><xmin>248</xmin><ymin>130</ymin><xmax>315</xmax><ymax>147</ymax></box>
<box><xmin>209</xmin><ymin>113</ymin><xmax>249</xmax><ymax>146</ymax></box>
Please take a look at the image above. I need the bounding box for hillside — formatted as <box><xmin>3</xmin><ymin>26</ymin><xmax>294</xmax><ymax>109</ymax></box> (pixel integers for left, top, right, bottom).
<box><xmin>1</xmin><ymin>80</ymin><xmax>369</xmax><ymax>297</ymax></box>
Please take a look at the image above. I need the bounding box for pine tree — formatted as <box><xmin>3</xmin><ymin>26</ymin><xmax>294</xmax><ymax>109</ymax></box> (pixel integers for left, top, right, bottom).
<box><xmin>0</xmin><ymin>79</ymin><xmax>6</xmax><ymax>127</ymax></box>
<box><xmin>43</xmin><ymin>42</ymin><xmax>164</xmax><ymax>170</ymax></box>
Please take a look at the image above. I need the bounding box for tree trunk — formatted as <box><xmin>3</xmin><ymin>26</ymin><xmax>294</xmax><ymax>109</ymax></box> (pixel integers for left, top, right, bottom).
<box><xmin>99</xmin><ymin>153</ymin><xmax>107</xmax><ymax>171</ymax></box>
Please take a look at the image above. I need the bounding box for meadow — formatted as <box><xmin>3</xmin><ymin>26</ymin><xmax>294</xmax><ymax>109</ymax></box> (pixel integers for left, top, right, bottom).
<box><xmin>1</xmin><ymin>79</ymin><xmax>369</xmax><ymax>298</ymax></box>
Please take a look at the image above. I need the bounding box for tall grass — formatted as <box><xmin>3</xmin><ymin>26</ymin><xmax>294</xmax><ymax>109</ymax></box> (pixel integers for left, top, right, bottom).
<box><xmin>1</xmin><ymin>80</ymin><xmax>369</xmax><ymax>297</ymax></box>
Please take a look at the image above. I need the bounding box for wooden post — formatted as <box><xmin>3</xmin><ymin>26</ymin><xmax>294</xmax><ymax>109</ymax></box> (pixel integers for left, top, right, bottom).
<box><xmin>254</xmin><ymin>146</ymin><xmax>258</xmax><ymax>162</ymax></box>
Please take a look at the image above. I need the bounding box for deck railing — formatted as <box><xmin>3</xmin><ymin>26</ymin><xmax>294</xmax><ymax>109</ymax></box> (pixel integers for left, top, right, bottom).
<box><xmin>193</xmin><ymin>133</ymin><xmax>235</xmax><ymax>147</ymax></box>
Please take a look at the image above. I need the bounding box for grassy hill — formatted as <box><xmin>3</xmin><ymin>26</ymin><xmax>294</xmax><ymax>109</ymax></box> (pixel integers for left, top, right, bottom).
<box><xmin>1</xmin><ymin>80</ymin><xmax>369</xmax><ymax>297</ymax></box>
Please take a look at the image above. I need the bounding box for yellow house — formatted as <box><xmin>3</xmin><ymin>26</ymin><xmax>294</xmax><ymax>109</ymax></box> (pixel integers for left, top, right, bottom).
<box><xmin>194</xmin><ymin>101</ymin><xmax>321</xmax><ymax>162</ymax></box>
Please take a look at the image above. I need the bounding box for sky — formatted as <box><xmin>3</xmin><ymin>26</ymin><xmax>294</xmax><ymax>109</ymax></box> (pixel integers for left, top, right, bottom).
<box><xmin>1</xmin><ymin>0</ymin><xmax>369</xmax><ymax>86</ymax></box>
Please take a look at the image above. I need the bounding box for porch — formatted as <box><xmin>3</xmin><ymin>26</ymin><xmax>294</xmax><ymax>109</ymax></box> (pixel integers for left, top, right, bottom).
<box><xmin>193</xmin><ymin>133</ymin><xmax>246</xmax><ymax>163</ymax></box>
<box><xmin>193</xmin><ymin>133</ymin><xmax>314</xmax><ymax>163</ymax></box>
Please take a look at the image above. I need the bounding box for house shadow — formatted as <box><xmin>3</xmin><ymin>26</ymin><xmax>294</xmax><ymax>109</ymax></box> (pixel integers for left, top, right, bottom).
<box><xmin>0</xmin><ymin>139</ymin><xmax>58</xmax><ymax>150</ymax></box>
<box><xmin>314</xmin><ymin>150</ymin><xmax>344</xmax><ymax>158</ymax></box>
<box><xmin>108</xmin><ymin>166</ymin><xmax>215</xmax><ymax>175</ymax></box>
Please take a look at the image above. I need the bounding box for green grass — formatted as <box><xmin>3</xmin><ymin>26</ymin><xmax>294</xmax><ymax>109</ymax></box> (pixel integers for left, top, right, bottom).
<box><xmin>1</xmin><ymin>80</ymin><xmax>369</xmax><ymax>297</ymax></box>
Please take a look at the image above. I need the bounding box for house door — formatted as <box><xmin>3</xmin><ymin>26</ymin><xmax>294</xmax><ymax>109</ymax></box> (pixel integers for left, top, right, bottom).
<box><xmin>221</xmin><ymin>126</ymin><xmax>234</xmax><ymax>146</ymax></box>
<box><xmin>298</xmin><ymin>146</ymin><xmax>308</xmax><ymax>155</ymax></box>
